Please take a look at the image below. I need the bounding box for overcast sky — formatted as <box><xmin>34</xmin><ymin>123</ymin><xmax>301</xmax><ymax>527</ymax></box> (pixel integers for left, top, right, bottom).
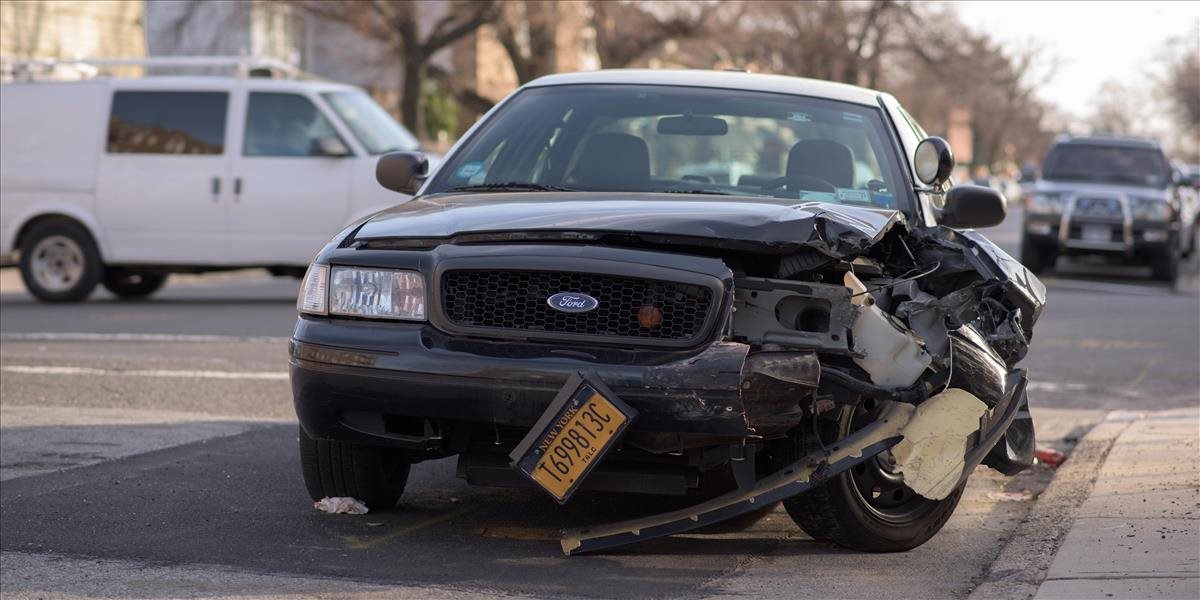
<box><xmin>953</xmin><ymin>0</ymin><xmax>1200</xmax><ymax>119</ymax></box>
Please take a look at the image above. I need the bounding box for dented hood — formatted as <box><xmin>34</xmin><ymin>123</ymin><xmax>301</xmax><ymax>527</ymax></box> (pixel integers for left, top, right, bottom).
<box><xmin>353</xmin><ymin>192</ymin><xmax>903</xmax><ymax>258</ymax></box>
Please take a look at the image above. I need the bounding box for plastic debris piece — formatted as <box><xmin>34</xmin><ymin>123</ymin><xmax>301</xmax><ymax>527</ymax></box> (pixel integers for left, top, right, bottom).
<box><xmin>987</xmin><ymin>491</ymin><xmax>1035</xmax><ymax>502</ymax></box>
<box><xmin>1035</xmin><ymin>446</ymin><xmax>1066</xmax><ymax>468</ymax></box>
<box><xmin>314</xmin><ymin>497</ymin><xmax>369</xmax><ymax>515</ymax></box>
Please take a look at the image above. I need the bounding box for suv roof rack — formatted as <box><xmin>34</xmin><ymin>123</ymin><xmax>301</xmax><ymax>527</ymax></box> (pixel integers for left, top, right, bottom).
<box><xmin>0</xmin><ymin>55</ymin><xmax>302</xmax><ymax>81</ymax></box>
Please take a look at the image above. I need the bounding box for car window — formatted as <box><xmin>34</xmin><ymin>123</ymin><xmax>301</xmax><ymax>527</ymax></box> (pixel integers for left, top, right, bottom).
<box><xmin>427</xmin><ymin>85</ymin><xmax>909</xmax><ymax>212</ymax></box>
<box><xmin>243</xmin><ymin>92</ymin><xmax>344</xmax><ymax>157</ymax></box>
<box><xmin>322</xmin><ymin>91</ymin><xmax>420</xmax><ymax>155</ymax></box>
<box><xmin>107</xmin><ymin>91</ymin><xmax>228</xmax><ymax>155</ymax></box>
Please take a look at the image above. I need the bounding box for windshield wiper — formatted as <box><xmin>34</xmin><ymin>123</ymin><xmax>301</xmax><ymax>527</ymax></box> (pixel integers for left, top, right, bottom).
<box><xmin>659</xmin><ymin>188</ymin><xmax>739</xmax><ymax>196</ymax></box>
<box><xmin>444</xmin><ymin>182</ymin><xmax>578</xmax><ymax>193</ymax></box>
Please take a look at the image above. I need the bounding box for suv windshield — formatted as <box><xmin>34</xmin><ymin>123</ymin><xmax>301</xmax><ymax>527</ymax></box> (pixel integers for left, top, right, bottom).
<box><xmin>425</xmin><ymin>84</ymin><xmax>909</xmax><ymax>210</ymax></box>
<box><xmin>1042</xmin><ymin>143</ymin><xmax>1169</xmax><ymax>188</ymax></box>
<box><xmin>322</xmin><ymin>91</ymin><xmax>420</xmax><ymax>155</ymax></box>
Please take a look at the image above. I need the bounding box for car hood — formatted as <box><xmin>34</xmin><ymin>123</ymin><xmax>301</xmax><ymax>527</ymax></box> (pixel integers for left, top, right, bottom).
<box><xmin>352</xmin><ymin>192</ymin><xmax>904</xmax><ymax>258</ymax></box>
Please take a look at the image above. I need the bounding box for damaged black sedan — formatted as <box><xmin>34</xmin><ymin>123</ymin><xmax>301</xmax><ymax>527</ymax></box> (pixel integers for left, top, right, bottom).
<box><xmin>290</xmin><ymin>70</ymin><xmax>1046</xmax><ymax>555</ymax></box>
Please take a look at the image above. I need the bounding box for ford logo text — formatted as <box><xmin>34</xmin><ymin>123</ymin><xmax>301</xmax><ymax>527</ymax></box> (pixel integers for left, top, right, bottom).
<box><xmin>547</xmin><ymin>292</ymin><xmax>599</xmax><ymax>313</ymax></box>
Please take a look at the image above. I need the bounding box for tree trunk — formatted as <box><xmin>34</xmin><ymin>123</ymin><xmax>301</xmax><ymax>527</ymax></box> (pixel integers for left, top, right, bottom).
<box><xmin>400</xmin><ymin>57</ymin><xmax>424</xmax><ymax>137</ymax></box>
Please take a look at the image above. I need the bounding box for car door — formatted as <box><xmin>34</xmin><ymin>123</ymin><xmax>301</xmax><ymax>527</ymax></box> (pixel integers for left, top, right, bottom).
<box><xmin>95</xmin><ymin>88</ymin><xmax>233</xmax><ymax>264</ymax></box>
<box><xmin>229</xmin><ymin>90</ymin><xmax>354</xmax><ymax>265</ymax></box>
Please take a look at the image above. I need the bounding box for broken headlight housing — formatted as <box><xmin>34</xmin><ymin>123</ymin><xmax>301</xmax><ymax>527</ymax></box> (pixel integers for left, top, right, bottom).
<box><xmin>297</xmin><ymin>265</ymin><xmax>427</xmax><ymax>320</ymax></box>
<box><xmin>1026</xmin><ymin>192</ymin><xmax>1064</xmax><ymax>215</ymax></box>
<box><xmin>1131</xmin><ymin>197</ymin><xmax>1173</xmax><ymax>221</ymax></box>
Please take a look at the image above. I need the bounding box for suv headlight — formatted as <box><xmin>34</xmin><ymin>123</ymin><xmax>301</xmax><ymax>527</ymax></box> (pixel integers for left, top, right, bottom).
<box><xmin>1026</xmin><ymin>192</ymin><xmax>1063</xmax><ymax>215</ymax></box>
<box><xmin>1131</xmin><ymin>197</ymin><xmax>1173</xmax><ymax>221</ymax></box>
<box><xmin>329</xmin><ymin>267</ymin><xmax>426</xmax><ymax>320</ymax></box>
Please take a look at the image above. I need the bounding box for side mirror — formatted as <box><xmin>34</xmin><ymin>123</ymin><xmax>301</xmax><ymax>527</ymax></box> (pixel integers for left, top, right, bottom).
<box><xmin>914</xmin><ymin>136</ymin><xmax>955</xmax><ymax>187</ymax></box>
<box><xmin>940</xmin><ymin>184</ymin><xmax>1007</xmax><ymax>229</ymax></box>
<box><xmin>376</xmin><ymin>151</ymin><xmax>428</xmax><ymax>195</ymax></box>
<box><xmin>312</xmin><ymin>136</ymin><xmax>351</xmax><ymax>157</ymax></box>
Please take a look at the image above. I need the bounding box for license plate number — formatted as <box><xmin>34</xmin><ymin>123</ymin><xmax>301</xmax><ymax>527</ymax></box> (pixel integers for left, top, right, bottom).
<box><xmin>510</xmin><ymin>374</ymin><xmax>635</xmax><ymax>504</ymax></box>
<box><xmin>1082</xmin><ymin>224</ymin><xmax>1112</xmax><ymax>242</ymax></box>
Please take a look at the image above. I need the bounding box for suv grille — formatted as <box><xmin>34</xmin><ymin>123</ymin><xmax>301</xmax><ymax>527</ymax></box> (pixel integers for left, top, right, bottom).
<box><xmin>1074</xmin><ymin>197</ymin><xmax>1123</xmax><ymax>218</ymax></box>
<box><xmin>441</xmin><ymin>270</ymin><xmax>714</xmax><ymax>343</ymax></box>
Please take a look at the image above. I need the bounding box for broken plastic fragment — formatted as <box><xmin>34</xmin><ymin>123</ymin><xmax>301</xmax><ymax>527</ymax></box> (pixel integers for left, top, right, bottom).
<box><xmin>1034</xmin><ymin>445</ymin><xmax>1066</xmax><ymax>467</ymax></box>
<box><xmin>891</xmin><ymin>388</ymin><xmax>987</xmax><ymax>500</ymax></box>
<box><xmin>314</xmin><ymin>496</ymin><xmax>369</xmax><ymax>515</ymax></box>
<box><xmin>844</xmin><ymin>271</ymin><xmax>932</xmax><ymax>388</ymax></box>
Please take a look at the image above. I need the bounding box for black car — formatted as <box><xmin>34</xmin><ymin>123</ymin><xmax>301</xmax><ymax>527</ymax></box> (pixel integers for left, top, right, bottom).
<box><xmin>289</xmin><ymin>70</ymin><xmax>1046</xmax><ymax>555</ymax></box>
<box><xmin>1021</xmin><ymin>135</ymin><xmax>1188</xmax><ymax>282</ymax></box>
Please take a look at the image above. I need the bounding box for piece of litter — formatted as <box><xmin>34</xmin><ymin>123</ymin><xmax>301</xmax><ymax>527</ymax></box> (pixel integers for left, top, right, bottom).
<box><xmin>1035</xmin><ymin>445</ymin><xmax>1066</xmax><ymax>467</ymax></box>
<box><xmin>450</xmin><ymin>497</ymin><xmax>463</xmax><ymax>504</ymax></box>
<box><xmin>987</xmin><ymin>491</ymin><xmax>1035</xmax><ymax>502</ymax></box>
<box><xmin>366</xmin><ymin>522</ymin><xmax>384</xmax><ymax>527</ymax></box>
<box><xmin>314</xmin><ymin>497</ymin><xmax>369</xmax><ymax>515</ymax></box>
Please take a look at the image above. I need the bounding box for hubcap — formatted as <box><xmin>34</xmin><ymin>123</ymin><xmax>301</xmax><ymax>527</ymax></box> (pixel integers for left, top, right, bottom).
<box><xmin>30</xmin><ymin>235</ymin><xmax>85</xmax><ymax>292</ymax></box>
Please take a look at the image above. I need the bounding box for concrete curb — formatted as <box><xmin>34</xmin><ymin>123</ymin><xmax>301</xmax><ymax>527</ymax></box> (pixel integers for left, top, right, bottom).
<box><xmin>967</xmin><ymin>416</ymin><xmax>1132</xmax><ymax>599</ymax></box>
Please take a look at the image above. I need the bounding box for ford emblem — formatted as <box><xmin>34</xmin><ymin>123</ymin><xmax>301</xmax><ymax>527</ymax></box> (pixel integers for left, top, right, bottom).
<box><xmin>547</xmin><ymin>292</ymin><xmax>599</xmax><ymax>313</ymax></box>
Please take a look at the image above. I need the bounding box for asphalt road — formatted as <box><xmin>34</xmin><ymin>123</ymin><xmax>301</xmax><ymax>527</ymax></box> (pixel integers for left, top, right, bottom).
<box><xmin>1</xmin><ymin>205</ymin><xmax>1197</xmax><ymax>598</ymax></box>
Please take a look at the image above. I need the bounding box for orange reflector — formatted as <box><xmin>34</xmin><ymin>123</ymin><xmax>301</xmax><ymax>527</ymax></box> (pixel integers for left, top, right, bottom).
<box><xmin>637</xmin><ymin>304</ymin><xmax>663</xmax><ymax>328</ymax></box>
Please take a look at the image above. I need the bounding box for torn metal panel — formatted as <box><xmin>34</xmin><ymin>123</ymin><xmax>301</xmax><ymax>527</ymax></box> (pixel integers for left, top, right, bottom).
<box><xmin>739</xmin><ymin>352</ymin><xmax>820</xmax><ymax>436</ymax></box>
<box><xmin>561</xmin><ymin>401</ymin><xmax>915</xmax><ymax>555</ymax></box>
<box><xmin>731</xmin><ymin>277</ymin><xmax>858</xmax><ymax>354</ymax></box>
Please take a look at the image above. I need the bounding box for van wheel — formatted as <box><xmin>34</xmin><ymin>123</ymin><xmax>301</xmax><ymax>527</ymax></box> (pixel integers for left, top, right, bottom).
<box><xmin>766</xmin><ymin>404</ymin><xmax>965</xmax><ymax>552</ymax></box>
<box><xmin>1019</xmin><ymin>235</ymin><xmax>1052</xmax><ymax>274</ymax></box>
<box><xmin>18</xmin><ymin>219</ymin><xmax>102</xmax><ymax>303</ymax></box>
<box><xmin>102</xmin><ymin>270</ymin><xmax>168</xmax><ymax>299</ymax></box>
<box><xmin>299</xmin><ymin>427</ymin><xmax>410</xmax><ymax>510</ymax></box>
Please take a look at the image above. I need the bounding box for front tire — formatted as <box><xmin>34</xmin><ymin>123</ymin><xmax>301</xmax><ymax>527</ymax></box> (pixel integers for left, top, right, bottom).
<box><xmin>298</xmin><ymin>427</ymin><xmax>410</xmax><ymax>510</ymax></box>
<box><xmin>769</xmin><ymin>404</ymin><xmax>965</xmax><ymax>552</ymax></box>
<box><xmin>1151</xmin><ymin>248</ymin><xmax>1179</xmax><ymax>283</ymax></box>
<box><xmin>102</xmin><ymin>270</ymin><xmax>168</xmax><ymax>299</ymax></box>
<box><xmin>18</xmin><ymin>219</ymin><xmax>102</xmax><ymax>303</ymax></box>
<box><xmin>1019</xmin><ymin>234</ymin><xmax>1053</xmax><ymax>274</ymax></box>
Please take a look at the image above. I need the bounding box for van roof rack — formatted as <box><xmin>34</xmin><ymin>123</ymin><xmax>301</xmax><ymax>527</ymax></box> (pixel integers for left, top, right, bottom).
<box><xmin>0</xmin><ymin>56</ymin><xmax>303</xmax><ymax>81</ymax></box>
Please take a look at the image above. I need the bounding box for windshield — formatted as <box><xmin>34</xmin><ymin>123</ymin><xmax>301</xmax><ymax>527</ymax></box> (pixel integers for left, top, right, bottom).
<box><xmin>425</xmin><ymin>84</ymin><xmax>909</xmax><ymax>211</ymax></box>
<box><xmin>1042</xmin><ymin>144</ymin><xmax>1169</xmax><ymax>188</ymax></box>
<box><xmin>322</xmin><ymin>91</ymin><xmax>420</xmax><ymax>155</ymax></box>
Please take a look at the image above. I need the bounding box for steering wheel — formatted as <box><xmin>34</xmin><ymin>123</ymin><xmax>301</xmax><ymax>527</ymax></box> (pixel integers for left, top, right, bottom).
<box><xmin>761</xmin><ymin>174</ymin><xmax>838</xmax><ymax>194</ymax></box>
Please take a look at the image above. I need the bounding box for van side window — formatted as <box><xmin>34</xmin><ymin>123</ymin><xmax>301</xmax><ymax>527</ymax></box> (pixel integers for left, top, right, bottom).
<box><xmin>107</xmin><ymin>91</ymin><xmax>228</xmax><ymax>155</ymax></box>
<box><xmin>243</xmin><ymin>93</ymin><xmax>346</xmax><ymax>157</ymax></box>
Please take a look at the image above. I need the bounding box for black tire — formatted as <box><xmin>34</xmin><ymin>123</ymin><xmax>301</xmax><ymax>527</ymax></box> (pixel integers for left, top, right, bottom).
<box><xmin>298</xmin><ymin>426</ymin><xmax>410</xmax><ymax>509</ymax></box>
<box><xmin>102</xmin><ymin>270</ymin><xmax>168</xmax><ymax>299</ymax></box>
<box><xmin>1151</xmin><ymin>249</ymin><xmax>1179</xmax><ymax>283</ymax></box>
<box><xmin>768</xmin><ymin>405</ymin><xmax>965</xmax><ymax>552</ymax></box>
<box><xmin>17</xmin><ymin>218</ymin><xmax>102</xmax><ymax>303</ymax></box>
<box><xmin>1019</xmin><ymin>235</ymin><xmax>1051</xmax><ymax>274</ymax></box>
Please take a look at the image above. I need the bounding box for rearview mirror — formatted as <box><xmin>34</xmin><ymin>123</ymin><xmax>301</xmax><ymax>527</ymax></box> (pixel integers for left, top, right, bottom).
<box><xmin>657</xmin><ymin>115</ymin><xmax>728</xmax><ymax>136</ymax></box>
<box><xmin>939</xmin><ymin>184</ymin><xmax>1007</xmax><ymax>229</ymax></box>
<box><xmin>914</xmin><ymin>136</ymin><xmax>954</xmax><ymax>187</ymax></box>
<box><xmin>376</xmin><ymin>151</ymin><xmax>428</xmax><ymax>195</ymax></box>
<box><xmin>312</xmin><ymin>136</ymin><xmax>351</xmax><ymax>157</ymax></box>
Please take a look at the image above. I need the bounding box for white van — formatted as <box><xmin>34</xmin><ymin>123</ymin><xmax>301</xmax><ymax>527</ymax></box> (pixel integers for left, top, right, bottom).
<box><xmin>0</xmin><ymin>57</ymin><xmax>421</xmax><ymax>302</ymax></box>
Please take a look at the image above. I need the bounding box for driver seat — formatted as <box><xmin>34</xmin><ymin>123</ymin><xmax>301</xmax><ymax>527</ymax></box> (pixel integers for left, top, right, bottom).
<box><xmin>786</xmin><ymin>139</ymin><xmax>856</xmax><ymax>189</ymax></box>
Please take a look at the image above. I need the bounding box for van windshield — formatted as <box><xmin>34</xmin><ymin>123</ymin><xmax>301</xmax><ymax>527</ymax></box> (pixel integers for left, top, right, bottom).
<box><xmin>424</xmin><ymin>84</ymin><xmax>909</xmax><ymax>211</ymax></box>
<box><xmin>322</xmin><ymin>91</ymin><xmax>420</xmax><ymax>155</ymax></box>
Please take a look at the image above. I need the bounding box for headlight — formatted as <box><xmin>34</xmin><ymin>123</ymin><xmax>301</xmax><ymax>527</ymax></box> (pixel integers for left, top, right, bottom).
<box><xmin>297</xmin><ymin>264</ymin><xmax>329</xmax><ymax>315</ymax></box>
<box><xmin>1026</xmin><ymin>193</ymin><xmax>1063</xmax><ymax>215</ymax></box>
<box><xmin>329</xmin><ymin>267</ymin><xmax>426</xmax><ymax>320</ymax></box>
<box><xmin>1131</xmin><ymin>197</ymin><xmax>1173</xmax><ymax>221</ymax></box>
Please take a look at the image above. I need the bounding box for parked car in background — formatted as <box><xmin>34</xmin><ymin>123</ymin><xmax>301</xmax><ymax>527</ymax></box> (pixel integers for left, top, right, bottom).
<box><xmin>0</xmin><ymin>57</ymin><xmax>425</xmax><ymax>302</ymax></box>
<box><xmin>1020</xmin><ymin>135</ymin><xmax>1189</xmax><ymax>282</ymax></box>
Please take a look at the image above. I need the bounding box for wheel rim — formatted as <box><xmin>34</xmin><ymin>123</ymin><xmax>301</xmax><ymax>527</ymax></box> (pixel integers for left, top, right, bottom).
<box><xmin>30</xmin><ymin>235</ymin><xmax>85</xmax><ymax>292</ymax></box>
<box><xmin>843</xmin><ymin>404</ymin><xmax>942</xmax><ymax>524</ymax></box>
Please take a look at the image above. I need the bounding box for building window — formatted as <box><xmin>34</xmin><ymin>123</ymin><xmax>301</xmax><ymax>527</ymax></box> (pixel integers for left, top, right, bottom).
<box><xmin>107</xmin><ymin>91</ymin><xmax>228</xmax><ymax>154</ymax></box>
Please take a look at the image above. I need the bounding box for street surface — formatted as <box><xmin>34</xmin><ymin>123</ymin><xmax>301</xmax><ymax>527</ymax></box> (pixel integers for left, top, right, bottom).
<box><xmin>1</xmin><ymin>206</ymin><xmax>1197</xmax><ymax>598</ymax></box>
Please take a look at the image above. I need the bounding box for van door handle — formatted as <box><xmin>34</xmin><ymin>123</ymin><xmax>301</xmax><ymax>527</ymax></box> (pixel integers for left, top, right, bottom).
<box><xmin>211</xmin><ymin>177</ymin><xmax>221</xmax><ymax>202</ymax></box>
<box><xmin>234</xmin><ymin>177</ymin><xmax>242</xmax><ymax>202</ymax></box>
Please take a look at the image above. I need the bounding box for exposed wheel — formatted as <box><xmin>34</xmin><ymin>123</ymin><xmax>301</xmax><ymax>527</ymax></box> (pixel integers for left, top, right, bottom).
<box><xmin>102</xmin><ymin>270</ymin><xmax>168</xmax><ymax>299</ymax></box>
<box><xmin>298</xmin><ymin>426</ymin><xmax>410</xmax><ymax>509</ymax></box>
<box><xmin>1151</xmin><ymin>249</ymin><xmax>1179</xmax><ymax>283</ymax></box>
<box><xmin>767</xmin><ymin>403</ymin><xmax>965</xmax><ymax>552</ymax></box>
<box><xmin>1019</xmin><ymin>235</ymin><xmax>1051</xmax><ymax>274</ymax></box>
<box><xmin>18</xmin><ymin>219</ymin><xmax>102</xmax><ymax>303</ymax></box>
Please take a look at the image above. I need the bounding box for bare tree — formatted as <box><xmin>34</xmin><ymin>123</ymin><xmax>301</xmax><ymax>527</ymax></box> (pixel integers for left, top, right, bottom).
<box><xmin>1159</xmin><ymin>30</ymin><xmax>1200</xmax><ymax>160</ymax></box>
<box><xmin>493</xmin><ymin>0</ymin><xmax>559</xmax><ymax>84</ymax></box>
<box><xmin>298</xmin><ymin>0</ymin><xmax>496</xmax><ymax>135</ymax></box>
<box><xmin>590</xmin><ymin>0</ymin><xmax>714</xmax><ymax>68</ymax></box>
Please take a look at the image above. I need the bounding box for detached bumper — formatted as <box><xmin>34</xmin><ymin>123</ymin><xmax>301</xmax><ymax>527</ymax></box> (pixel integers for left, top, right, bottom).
<box><xmin>290</xmin><ymin>318</ymin><xmax>761</xmax><ymax>450</ymax></box>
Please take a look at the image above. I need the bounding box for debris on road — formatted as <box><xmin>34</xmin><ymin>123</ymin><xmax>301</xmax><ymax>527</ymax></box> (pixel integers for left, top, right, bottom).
<box><xmin>987</xmin><ymin>491</ymin><xmax>1036</xmax><ymax>502</ymax></box>
<box><xmin>1035</xmin><ymin>446</ymin><xmax>1067</xmax><ymax>467</ymax></box>
<box><xmin>313</xmin><ymin>497</ymin><xmax>369</xmax><ymax>515</ymax></box>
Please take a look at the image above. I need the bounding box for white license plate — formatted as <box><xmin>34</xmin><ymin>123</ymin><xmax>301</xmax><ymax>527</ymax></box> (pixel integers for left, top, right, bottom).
<box><xmin>1081</xmin><ymin>225</ymin><xmax>1112</xmax><ymax>242</ymax></box>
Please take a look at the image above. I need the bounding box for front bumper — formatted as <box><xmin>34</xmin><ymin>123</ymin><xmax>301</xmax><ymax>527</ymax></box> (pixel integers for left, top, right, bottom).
<box><xmin>1024</xmin><ymin>214</ymin><xmax>1175</xmax><ymax>257</ymax></box>
<box><xmin>291</xmin><ymin>318</ymin><xmax>766</xmax><ymax>451</ymax></box>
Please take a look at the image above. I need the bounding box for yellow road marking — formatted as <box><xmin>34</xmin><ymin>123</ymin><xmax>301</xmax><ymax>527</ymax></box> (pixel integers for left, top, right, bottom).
<box><xmin>339</xmin><ymin>507</ymin><xmax>471</xmax><ymax>550</ymax></box>
<box><xmin>1127</xmin><ymin>355</ymin><xmax>1161</xmax><ymax>391</ymax></box>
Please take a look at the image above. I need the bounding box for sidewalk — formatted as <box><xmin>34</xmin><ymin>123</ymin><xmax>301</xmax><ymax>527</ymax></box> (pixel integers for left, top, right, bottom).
<box><xmin>1034</xmin><ymin>407</ymin><xmax>1200</xmax><ymax>599</ymax></box>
